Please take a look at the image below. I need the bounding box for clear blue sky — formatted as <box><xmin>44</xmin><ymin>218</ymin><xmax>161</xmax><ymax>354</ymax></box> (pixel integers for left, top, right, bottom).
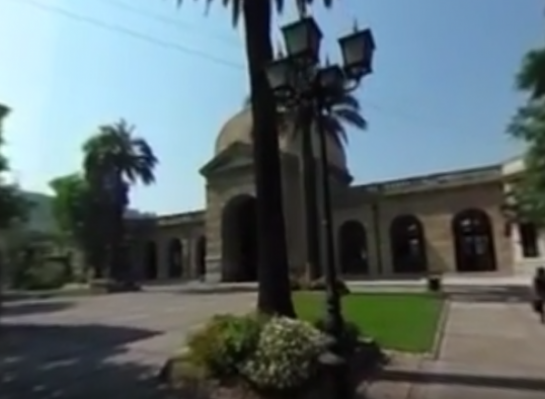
<box><xmin>0</xmin><ymin>0</ymin><xmax>542</xmax><ymax>214</ymax></box>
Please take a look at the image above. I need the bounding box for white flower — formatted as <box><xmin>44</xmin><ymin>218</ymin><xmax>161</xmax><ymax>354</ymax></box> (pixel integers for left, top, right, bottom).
<box><xmin>239</xmin><ymin>316</ymin><xmax>328</xmax><ymax>390</ymax></box>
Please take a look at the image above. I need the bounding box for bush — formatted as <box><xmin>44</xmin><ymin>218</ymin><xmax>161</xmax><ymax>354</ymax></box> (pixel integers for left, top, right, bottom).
<box><xmin>185</xmin><ymin>313</ymin><xmax>266</xmax><ymax>379</ymax></box>
<box><xmin>15</xmin><ymin>259</ymin><xmax>67</xmax><ymax>290</ymax></box>
<box><xmin>240</xmin><ymin>316</ymin><xmax>328</xmax><ymax>391</ymax></box>
<box><xmin>308</xmin><ymin>277</ymin><xmax>350</xmax><ymax>296</ymax></box>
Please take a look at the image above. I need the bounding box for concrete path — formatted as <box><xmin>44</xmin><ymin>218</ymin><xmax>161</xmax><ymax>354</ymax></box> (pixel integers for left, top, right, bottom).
<box><xmin>0</xmin><ymin>290</ymin><xmax>255</xmax><ymax>399</ymax></box>
<box><xmin>368</xmin><ymin>290</ymin><xmax>545</xmax><ymax>398</ymax></box>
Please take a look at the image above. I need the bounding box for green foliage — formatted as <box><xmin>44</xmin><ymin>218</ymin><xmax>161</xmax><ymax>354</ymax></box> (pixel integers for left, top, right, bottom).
<box><xmin>517</xmin><ymin>48</ymin><xmax>545</xmax><ymax>100</ymax></box>
<box><xmin>49</xmin><ymin>174</ymin><xmax>92</xmax><ymax>240</ymax></box>
<box><xmin>9</xmin><ymin>245</ymin><xmax>68</xmax><ymax>291</ymax></box>
<box><xmin>82</xmin><ymin>119</ymin><xmax>157</xmax><ymax>191</ymax></box>
<box><xmin>81</xmin><ymin>120</ymin><xmax>157</xmax><ymax>281</ymax></box>
<box><xmin>0</xmin><ymin>105</ymin><xmax>30</xmax><ymax>228</ymax></box>
<box><xmin>243</xmin><ymin>87</ymin><xmax>367</xmax><ymax>147</ymax></box>
<box><xmin>20</xmin><ymin>259</ymin><xmax>67</xmax><ymax>290</ymax></box>
<box><xmin>507</xmin><ymin>99</ymin><xmax>545</xmax><ymax>224</ymax></box>
<box><xmin>183</xmin><ymin>314</ymin><xmax>330</xmax><ymax>391</ymax></box>
<box><xmin>239</xmin><ymin>316</ymin><xmax>327</xmax><ymax>390</ymax></box>
<box><xmin>507</xmin><ymin>34</ymin><xmax>545</xmax><ymax>224</ymax></box>
<box><xmin>185</xmin><ymin>313</ymin><xmax>266</xmax><ymax>379</ymax></box>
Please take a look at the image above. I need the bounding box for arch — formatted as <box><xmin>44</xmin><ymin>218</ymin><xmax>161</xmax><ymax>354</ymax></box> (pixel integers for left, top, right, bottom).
<box><xmin>338</xmin><ymin>220</ymin><xmax>368</xmax><ymax>275</ymax></box>
<box><xmin>389</xmin><ymin>215</ymin><xmax>428</xmax><ymax>274</ymax></box>
<box><xmin>167</xmin><ymin>238</ymin><xmax>183</xmax><ymax>278</ymax></box>
<box><xmin>196</xmin><ymin>235</ymin><xmax>207</xmax><ymax>278</ymax></box>
<box><xmin>452</xmin><ymin>209</ymin><xmax>497</xmax><ymax>272</ymax></box>
<box><xmin>144</xmin><ymin>241</ymin><xmax>158</xmax><ymax>280</ymax></box>
<box><xmin>221</xmin><ymin>194</ymin><xmax>258</xmax><ymax>282</ymax></box>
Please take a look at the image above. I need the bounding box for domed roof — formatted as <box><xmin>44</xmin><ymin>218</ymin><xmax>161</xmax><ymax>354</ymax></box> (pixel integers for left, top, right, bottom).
<box><xmin>215</xmin><ymin>108</ymin><xmax>347</xmax><ymax>171</ymax></box>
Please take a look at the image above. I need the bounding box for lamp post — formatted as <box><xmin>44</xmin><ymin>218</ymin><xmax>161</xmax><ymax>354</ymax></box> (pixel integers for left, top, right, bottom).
<box><xmin>265</xmin><ymin>15</ymin><xmax>375</xmax><ymax>397</ymax></box>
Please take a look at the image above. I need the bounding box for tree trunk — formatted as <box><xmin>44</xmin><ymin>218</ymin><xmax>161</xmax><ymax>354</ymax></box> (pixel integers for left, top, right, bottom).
<box><xmin>299</xmin><ymin>109</ymin><xmax>321</xmax><ymax>281</ymax></box>
<box><xmin>242</xmin><ymin>0</ymin><xmax>294</xmax><ymax>317</ymax></box>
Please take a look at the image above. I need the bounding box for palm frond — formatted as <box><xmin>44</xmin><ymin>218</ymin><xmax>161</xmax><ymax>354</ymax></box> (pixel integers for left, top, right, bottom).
<box><xmin>331</xmin><ymin>92</ymin><xmax>360</xmax><ymax>111</ymax></box>
<box><xmin>318</xmin><ymin>115</ymin><xmax>347</xmax><ymax>146</ymax></box>
<box><xmin>331</xmin><ymin>107</ymin><xmax>368</xmax><ymax>131</ymax></box>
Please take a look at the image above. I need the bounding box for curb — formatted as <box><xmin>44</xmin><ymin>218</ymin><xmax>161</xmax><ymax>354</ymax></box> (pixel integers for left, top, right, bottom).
<box><xmin>428</xmin><ymin>297</ymin><xmax>450</xmax><ymax>360</ymax></box>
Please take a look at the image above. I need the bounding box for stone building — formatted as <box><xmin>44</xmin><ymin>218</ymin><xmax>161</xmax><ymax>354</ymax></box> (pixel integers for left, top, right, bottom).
<box><xmin>126</xmin><ymin>109</ymin><xmax>543</xmax><ymax>282</ymax></box>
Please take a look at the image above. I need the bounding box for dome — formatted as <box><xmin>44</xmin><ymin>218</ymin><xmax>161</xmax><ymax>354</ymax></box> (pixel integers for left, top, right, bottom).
<box><xmin>214</xmin><ymin>108</ymin><xmax>348</xmax><ymax>171</ymax></box>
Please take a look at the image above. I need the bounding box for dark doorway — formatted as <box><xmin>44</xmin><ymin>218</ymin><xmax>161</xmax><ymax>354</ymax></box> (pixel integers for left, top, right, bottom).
<box><xmin>144</xmin><ymin>241</ymin><xmax>158</xmax><ymax>280</ymax></box>
<box><xmin>338</xmin><ymin>220</ymin><xmax>368</xmax><ymax>275</ymax></box>
<box><xmin>452</xmin><ymin>209</ymin><xmax>497</xmax><ymax>272</ymax></box>
<box><xmin>519</xmin><ymin>222</ymin><xmax>539</xmax><ymax>258</ymax></box>
<box><xmin>221</xmin><ymin>195</ymin><xmax>258</xmax><ymax>282</ymax></box>
<box><xmin>167</xmin><ymin>239</ymin><xmax>183</xmax><ymax>278</ymax></box>
<box><xmin>196</xmin><ymin>235</ymin><xmax>207</xmax><ymax>278</ymax></box>
<box><xmin>390</xmin><ymin>215</ymin><xmax>428</xmax><ymax>274</ymax></box>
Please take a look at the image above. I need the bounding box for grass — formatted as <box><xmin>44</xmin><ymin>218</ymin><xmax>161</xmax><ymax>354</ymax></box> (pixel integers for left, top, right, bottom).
<box><xmin>293</xmin><ymin>292</ymin><xmax>444</xmax><ymax>353</ymax></box>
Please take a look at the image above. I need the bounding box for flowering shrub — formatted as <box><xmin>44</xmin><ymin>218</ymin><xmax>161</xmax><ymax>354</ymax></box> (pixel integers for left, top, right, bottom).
<box><xmin>185</xmin><ymin>313</ymin><xmax>266</xmax><ymax>379</ymax></box>
<box><xmin>240</xmin><ymin>316</ymin><xmax>328</xmax><ymax>390</ymax></box>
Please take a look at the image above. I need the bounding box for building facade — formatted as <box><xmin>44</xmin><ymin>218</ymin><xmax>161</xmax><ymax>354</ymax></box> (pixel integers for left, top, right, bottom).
<box><xmin>126</xmin><ymin>109</ymin><xmax>541</xmax><ymax>282</ymax></box>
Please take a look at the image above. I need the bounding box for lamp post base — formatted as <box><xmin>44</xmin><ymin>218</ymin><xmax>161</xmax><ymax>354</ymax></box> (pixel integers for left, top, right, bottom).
<box><xmin>319</xmin><ymin>335</ymin><xmax>350</xmax><ymax>399</ymax></box>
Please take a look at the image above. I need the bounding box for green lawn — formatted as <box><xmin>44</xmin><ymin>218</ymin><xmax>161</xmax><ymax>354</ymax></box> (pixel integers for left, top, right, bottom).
<box><xmin>293</xmin><ymin>292</ymin><xmax>444</xmax><ymax>353</ymax></box>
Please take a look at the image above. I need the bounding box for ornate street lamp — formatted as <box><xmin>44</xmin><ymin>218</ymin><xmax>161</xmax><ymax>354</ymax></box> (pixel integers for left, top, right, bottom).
<box><xmin>266</xmin><ymin>14</ymin><xmax>375</xmax><ymax>398</ymax></box>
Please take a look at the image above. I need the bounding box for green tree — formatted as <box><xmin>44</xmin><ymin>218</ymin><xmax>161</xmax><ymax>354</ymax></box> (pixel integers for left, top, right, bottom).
<box><xmin>0</xmin><ymin>105</ymin><xmax>29</xmax><ymax>229</ymax></box>
<box><xmin>507</xmin><ymin>98</ymin><xmax>545</xmax><ymax>224</ymax></box>
<box><xmin>0</xmin><ymin>105</ymin><xmax>29</xmax><ymax>316</ymax></box>
<box><xmin>173</xmin><ymin>0</ymin><xmax>332</xmax><ymax>317</ymax></box>
<box><xmin>82</xmin><ymin>119</ymin><xmax>157</xmax><ymax>283</ymax></box>
<box><xmin>49</xmin><ymin>173</ymin><xmax>105</xmax><ymax>278</ymax></box>
<box><xmin>517</xmin><ymin>48</ymin><xmax>545</xmax><ymax>100</ymax></box>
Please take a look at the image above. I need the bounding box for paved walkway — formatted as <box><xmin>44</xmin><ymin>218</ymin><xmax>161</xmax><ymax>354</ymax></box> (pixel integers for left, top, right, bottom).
<box><xmin>3</xmin><ymin>286</ymin><xmax>545</xmax><ymax>399</ymax></box>
<box><xmin>367</xmin><ymin>293</ymin><xmax>545</xmax><ymax>398</ymax></box>
<box><xmin>0</xmin><ymin>290</ymin><xmax>255</xmax><ymax>399</ymax></box>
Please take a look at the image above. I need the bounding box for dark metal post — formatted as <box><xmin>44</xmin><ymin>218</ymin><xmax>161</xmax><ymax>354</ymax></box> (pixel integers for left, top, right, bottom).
<box><xmin>299</xmin><ymin>104</ymin><xmax>322</xmax><ymax>280</ymax></box>
<box><xmin>315</xmin><ymin>94</ymin><xmax>349</xmax><ymax>399</ymax></box>
<box><xmin>315</xmin><ymin>94</ymin><xmax>344</xmax><ymax>336</ymax></box>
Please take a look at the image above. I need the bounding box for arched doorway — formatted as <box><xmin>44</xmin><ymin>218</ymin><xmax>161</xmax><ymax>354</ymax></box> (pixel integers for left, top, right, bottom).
<box><xmin>338</xmin><ymin>220</ymin><xmax>368</xmax><ymax>275</ymax></box>
<box><xmin>144</xmin><ymin>241</ymin><xmax>158</xmax><ymax>280</ymax></box>
<box><xmin>167</xmin><ymin>239</ymin><xmax>183</xmax><ymax>278</ymax></box>
<box><xmin>518</xmin><ymin>222</ymin><xmax>539</xmax><ymax>258</ymax></box>
<box><xmin>196</xmin><ymin>235</ymin><xmax>207</xmax><ymax>279</ymax></box>
<box><xmin>452</xmin><ymin>209</ymin><xmax>497</xmax><ymax>272</ymax></box>
<box><xmin>390</xmin><ymin>215</ymin><xmax>428</xmax><ymax>274</ymax></box>
<box><xmin>221</xmin><ymin>195</ymin><xmax>258</xmax><ymax>282</ymax></box>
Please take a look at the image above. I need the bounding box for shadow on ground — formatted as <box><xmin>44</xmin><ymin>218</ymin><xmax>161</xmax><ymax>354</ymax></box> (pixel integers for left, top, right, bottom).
<box><xmin>1</xmin><ymin>301</ymin><xmax>75</xmax><ymax>317</ymax></box>
<box><xmin>0</xmin><ymin>323</ymin><xmax>169</xmax><ymax>399</ymax></box>
<box><xmin>379</xmin><ymin>368</ymin><xmax>545</xmax><ymax>392</ymax></box>
<box><xmin>445</xmin><ymin>285</ymin><xmax>532</xmax><ymax>304</ymax></box>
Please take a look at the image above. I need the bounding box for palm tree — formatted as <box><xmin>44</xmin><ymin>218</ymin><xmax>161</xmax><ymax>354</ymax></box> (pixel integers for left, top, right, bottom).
<box><xmin>82</xmin><ymin>120</ymin><xmax>157</xmax><ymax>283</ymax></box>
<box><xmin>175</xmin><ymin>0</ymin><xmax>334</xmax><ymax>317</ymax></box>
<box><xmin>244</xmin><ymin>90</ymin><xmax>367</xmax><ymax>280</ymax></box>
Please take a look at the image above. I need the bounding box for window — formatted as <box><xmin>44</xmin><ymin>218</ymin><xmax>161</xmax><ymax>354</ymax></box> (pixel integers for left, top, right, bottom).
<box><xmin>519</xmin><ymin>223</ymin><xmax>539</xmax><ymax>258</ymax></box>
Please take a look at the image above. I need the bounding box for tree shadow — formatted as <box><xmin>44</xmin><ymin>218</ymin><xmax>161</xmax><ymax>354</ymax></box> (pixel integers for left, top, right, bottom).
<box><xmin>1</xmin><ymin>301</ymin><xmax>75</xmax><ymax>317</ymax></box>
<box><xmin>378</xmin><ymin>368</ymin><xmax>545</xmax><ymax>392</ymax></box>
<box><xmin>445</xmin><ymin>285</ymin><xmax>532</xmax><ymax>304</ymax></box>
<box><xmin>0</xmin><ymin>323</ymin><xmax>170</xmax><ymax>399</ymax></box>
